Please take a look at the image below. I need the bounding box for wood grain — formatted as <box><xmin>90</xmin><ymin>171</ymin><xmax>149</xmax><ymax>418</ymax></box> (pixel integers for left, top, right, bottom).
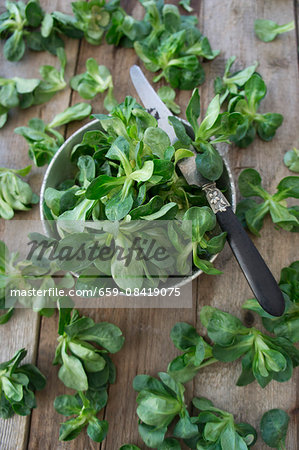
<box><xmin>0</xmin><ymin>0</ymin><xmax>298</xmax><ymax>449</ymax></box>
<box><xmin>197</xmin><ymin>0</ymin><xmax>299</xmax><ymax>448</ymax></box>
<box><xmin>0</xmin><ymin>1</ymin><xmax>79</xmax><ymax>449</ymax></box>
<box><xmin>295</xmin><ymin>0</ymin><xmax>299</xmax><ymax>65</ymax></box>
<box><xmin>29</xmin><ymin>4</ymin><xmax>196</xmax><ymax>448</ymax></box>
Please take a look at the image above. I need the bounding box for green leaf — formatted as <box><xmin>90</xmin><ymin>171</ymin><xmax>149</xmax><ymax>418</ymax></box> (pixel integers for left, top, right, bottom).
<box><xmin>52</xmin><ymin>11</ymin><xmax>83</xmax><ymax>39</ymax></box>
<box><xmin>120</xmin><ymin>446</ymin><xmax>141</xmax><ymax>450</ymax></box>
<box><xmin>257</xmin><ymin>113</ymin><xmax>283</xmax><ymax>141</ymax></box>
<box><xmin>158</xmin><ymin>372</ymin><xmax>183</xmax><ymax>398</ymax></box>
<box><xmin>2</xmin><ymin>377</ymin><xmax>23</xmax><ymax>402</ymax></box>
<box><xmin>68</xmin><ymin>341</ymin><xmax>106</xmax><ymax>372</ymax></box>
<box><xmin>140</xmin><ymin>202</ymin><xmax>178</xmax><ymax>220</ymax></box>
<box><xmin>85</xmin><ymin>174</ymin><xmax>125</xmax><ymax>199</ymax></box>
<box><xmin>58</xmin><ymin>416</ymin><xmax>86</xmax><ymax>441</ymax></box>
<box><xmin>198</xmin><ymin>95</ymin><xmax>220</xmax><ymax>137</ymax></box>
<box><xmin>76</xmin><ymin>322</ymin><xmax>124</xmax><ymax>353</ymax></box>
<box><xmin>284</xmin><ymin>148</ymin><xmax>299</xmax><ymax>173</ymax></box>
<box><xmin>179</xmin><ymin>0</ymin><xmax>193</xmax><ymax>12</ymax></box>
<box><xmin>224</xmin><ymin>60</ymin><xmax>258</xmax><ymax>87</ymax></box>
<box><xmin>236</xmin><ymin>198</ymin><xmax>261</xmax><ymax>227</ymax></box>
<box><xmin>77</xmin><ymin>155</ymin><xmax>95</xmax><ymax>187</ymax></box>
<box><xmin>174</xmin><ymin>148</ymin><xmax>194</xmax><ymax>165</ymax></box>
<box><xmin>13</xmin><ymin>77</ymin><xmax>40</xmax><ymax>94</ymax></box>
<box><xmin>158</xmin><ymin>86</ymin><xmax>181</xmax><ymax>115</ymax></box>
<box><xmin>170</xmin><ymin>322</ymin><xmax>201</xmax><ymax>351</ymax></box>
<box><xmin>0</xmin><ymin>167</ymin><xmax>37</xmax><ymax>218</ymax></box>
<box><xmin>195</xmin><ymin>143</ymin><xmax>223</xmax><ymax>180</ymax></box>
<box><xmin>64</xmin><ymin>314</ymin><xmax>95</xmax><ymax>338</ymax></box>
<box><xmin>183</xmin><ymin>206</ymin><xmax>216</xmax><ymax>242</ymax></box>
<box><xmin>173</xmin><ymin>413</ymin><xmax>198</xmax><ymax>439</ymax></box>
<box><xmin>255</xmin><ymin>19</ymin><xmax>295</xmax><ymax>42</ymax></box>
<box><xmin>4</xmin><ymin>31</ymin><xmax>25</xmax><ymax>62</ymax></box>
<box><xmin>138</xmin><ymin>423</ymin><xmax>167</xmax><ymax>448</ymax></box>
<box><xmin>54</xmin><ymin>394</ymin><xmax>81</xmax><ymax>416</ymax></box>
<box><xmin>104</xmin><ymin>87</ymin><xmax>117</xmax><ymax>112</ymax></box>
<box><xmin>269</xmin><ymin>202</ymin><xmax>299</xmax><ymax>230</ymax></box>
<box><xmin>41</xmin><ymin>13</ymin><xmax>54</xmax><ymax>38</ymax></box>
<box><xmin>157</xmin><ymin>437</ymin><xmax>181</xmax><ymax>449</ymax></box>
<box><xmin>168</xmin><ymin>116</ymin><xmax>192</xmax><ymax>147</ymax></box>
<box><xmin>0</xmin><ymin>83</ymin><xmax>19</xmax><ymax>109</ymax></box>
<box><xmin>245</xmin><ymin>73</ymin><xmax>267</xmax><ymax>110</ymax></box>
<box><xmin>186</xmin><ymin>88</ymin><xmax>200</xmax><ymax>135</ymax></box>
<box><xmin>0</xmin><ymin>307</ymin><xmax>14</xmax><ymax>325</ymax></box>
<box><xmin>17</xmin><ymin>364</ymin><xmax>46</xmax><ymax>390</ymax></box>
<box><xmin>87</xmin><ymin>418</ymin><xmax>108</xmax><ymax>443</ymax></box>
<box><xmin>191</xmin><ymin>396</ymin><xmax>256</xmax><ymax>449</ymax></box>
<box><xmin>71</xmin><ymin>59</ymin><xmax>114</xmax><ymax>109</ymax></box>
<box><xmin>133</xmin><ymin>374</ymin><xmax>168</xmax><ymax>394</ymax></box>
<box><xmin>48</xmin><ymin>103</ymin><xmax>92</xmax><ymax>128</ymax></box>
<box><xmin>0</xmin><ymin>348</ymin><xmax>27</xmax><ymax>371</ymax></box>
<box><xmin>130</xmin><ymin>196</ymin><xmax>163</xmax><ymax>219</ymax></box>
<box><xmin>58</xmin><ymin>342</ymin><xmax>88</xmax><ymax>391</ymax></box>
<box><xmin>238</xmin><ymin>168</ymin><xmax>266</xmax><ymax>198</ymax></box>
<box><xmin>192</xmin><ymin>396</ymin><xmax>215</xmax><ymax>411</ymax></box>
<box><xmin>144</xmin><ymin>127</ymin><xmax>171</xmax><ymax>159</ymax></box>
<box><xmin>260</xmin><ymin>409</ymin><xmax>290</xmax><ymax>447</ymax></box>
<box><xmin>279</xmin><ymin>260</ymin><xmax>299</xmax><ymax>302</ymax></box>
<box><xmin>275</xmin><ymin>176</ymin><xmax>299</xmax><ymax>200</ymax></box>
<box><xmin>72</xmin><ymin>1</ymin><xmax>109</xmax><ymax>45</ymax></box>
<box><xmin>12</xmin><ymin>389</ymin><xmax>36</xmax><ymax>416</ymax></box>
<box><xmin>167</xmin><ymin>355</ymin><xmax>199</xmax><ymax>384</ymax></box>
<box><xmin>128</xmin><ymin>161</ymin><xmax>154</xmax><ymax>182</ymax></box>
<box><xmin>201</xmin><ymin>307</ymin><xmax>245</xmax><ymax>346</ymax></box>
<box><xmin>106</xmin><ymin>136</ymin><xmax>131</xmax><ymax>174</ymax></box>
<box><xmin>105</xmin><ymin>188</ymin><xmax>134</xmax><ymax>220</ymax></box>
<box><xmin>245</xmin><ymin>201</ymin><xmax>269</xmax><ymax>235</ymax></box>
<box><xmin>25</xmin><ymin>0</ymin><xmax>43</xmax><ymax>27</ymax></box>
<box><xmin>235</xmin><ymin>422</ymin><xmax>257</xmax><ymax>447</ymax></box>
<box><xmin>230</xmin><ymin>117</ymin><xmax>256</xmax><ymax>148</ymax></box>
<box><xmin>187</xmin><ymin>36</ymin><xmax>219</xmax><ymax>60</ymax></box>
<box><xmin>0</xmin><ymin>395</ymin><xmax>14</xmax><ymax>419</ymax></box>
<box><xmin>86</xmin><ymin>388</ymin><xmax>108</xmax><ymax>412</ymax></box>
<box><xmin>206</xmin><ymin>232</ymin><xmax>227</xmax><ymax>255</ymax></box>
<box><xmin>136</xmin><ymin>390</ymin><xmax>181</xmax><ymax>427</ymax></box>
<box><xmin>0</xmin><ymin>114</ymin><xmax>8</xmax><ymax>129</ymax></box>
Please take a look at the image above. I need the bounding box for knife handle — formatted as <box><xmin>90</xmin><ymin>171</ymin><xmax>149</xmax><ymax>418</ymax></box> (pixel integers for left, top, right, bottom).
<box><xmin>203</xmin><ymin>185</ymin><xmax>285</xmax><ymax>317</ymax></box>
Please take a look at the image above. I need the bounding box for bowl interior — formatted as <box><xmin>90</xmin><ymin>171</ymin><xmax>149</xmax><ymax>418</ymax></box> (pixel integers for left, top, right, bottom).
<box><xmin>40</xmin><ymin>119</ymin><xmax>236</xmax><ymax>288</ymax></box>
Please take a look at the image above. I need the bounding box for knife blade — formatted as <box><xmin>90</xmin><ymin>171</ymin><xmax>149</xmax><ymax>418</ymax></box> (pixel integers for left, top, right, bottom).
<box><xmin>130</xmin><ymin>64</ymin><xmax>285</xmax><ymax>317</ymax></box>
<box><xmin>130</xmin><ymin>65</ymin><xmax>209</xmax><ymax>187</ymax></box>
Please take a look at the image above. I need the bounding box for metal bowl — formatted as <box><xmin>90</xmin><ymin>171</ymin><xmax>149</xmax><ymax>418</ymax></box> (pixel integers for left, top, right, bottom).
<box><xmin>40</xmin><ymin>119</ymin><xmax>236</xmax><ymax>288</ymax></box>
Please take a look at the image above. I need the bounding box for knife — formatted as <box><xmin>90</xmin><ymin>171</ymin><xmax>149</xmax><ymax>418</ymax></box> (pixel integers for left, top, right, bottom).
<box><xmin>130</xmin><ymin>64</ymin><xmax>285</xmax><ymax>317</ymax></box>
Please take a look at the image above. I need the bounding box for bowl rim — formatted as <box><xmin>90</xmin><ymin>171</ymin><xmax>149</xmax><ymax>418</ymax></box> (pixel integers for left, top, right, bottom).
<box><xmin>40</xmin><ymin>118</ymin><xmax>236</xmax><ymax>287</ymax></box>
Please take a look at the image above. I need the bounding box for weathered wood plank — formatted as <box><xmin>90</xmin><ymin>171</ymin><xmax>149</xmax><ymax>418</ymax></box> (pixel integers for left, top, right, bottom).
<box><xmin>0</xmin><ymin>310</ymin><xmax>40</xmax><ymax>450</ymax></box>
<box><xmin>30</xmin><ymin>2</ymin><xmax>196</xmax><ymax>447</ymax></box>
<box><xmin>295</xmin><ymin>0</ymin><xmax>299</xmax><ymax>65</ymax></box>
<box><xmin>101</xmin><ymin>292</ymin><xmax>197</xmax><ymax>450</ymax></box>
<box><xmin>28</xmin><ymin>309</ymin><xmax>105</xmax><ymax>450</ymax></box>
<box><xmin>1</xmin><ymin>0</ymin><xmax>298</xmax><ymax>449</ymax></box>
<box><xmin>0</xmin><ymin>1</ymin><xmax>79</xmax><ymax>449</ymax></box>
<box><xmin>197</xmin><ymin>0</ymin><xmax>299</xmax><ymax>449</ymax></box>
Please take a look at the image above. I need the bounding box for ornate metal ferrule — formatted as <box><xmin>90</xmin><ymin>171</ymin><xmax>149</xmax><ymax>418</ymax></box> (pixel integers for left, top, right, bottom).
<box><xmin>202</xmin><ymin>182</ymin><xmax>231</xmax><ymax>214</ymax></box>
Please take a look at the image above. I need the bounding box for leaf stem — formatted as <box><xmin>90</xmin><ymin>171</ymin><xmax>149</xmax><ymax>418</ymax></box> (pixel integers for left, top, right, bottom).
<box><xmin>278</xmin><ymin>441</ymin><xmax>287</xmax><ymax>450</ymax></box>
<box><xmin>277</xmin><ymin>20</ymin><xmax>295</xmax><ymax>34</ymax></box>
<box><xmin>198</xmin><ymin>357</ymin><xmax>218</xmax><ymax>369</ymax></box>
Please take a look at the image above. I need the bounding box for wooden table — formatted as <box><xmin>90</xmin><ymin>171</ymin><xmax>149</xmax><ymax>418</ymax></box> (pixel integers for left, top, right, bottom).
<box><xmin>0</xmin><ymin>1</ymin><xmax>298</xmax><ymax>449</ymax></box>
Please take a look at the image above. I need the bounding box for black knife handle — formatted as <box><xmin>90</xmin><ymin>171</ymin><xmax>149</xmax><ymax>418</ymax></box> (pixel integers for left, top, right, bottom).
<box><xmin>202</xmin><ymin>183</ymin><xmax>285</xmax><ymax>316</ymax></box>
<box><xmin>216</xmin><ymin>206</ymin><xmax>285</xmax><ymax>316</ymax></box>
